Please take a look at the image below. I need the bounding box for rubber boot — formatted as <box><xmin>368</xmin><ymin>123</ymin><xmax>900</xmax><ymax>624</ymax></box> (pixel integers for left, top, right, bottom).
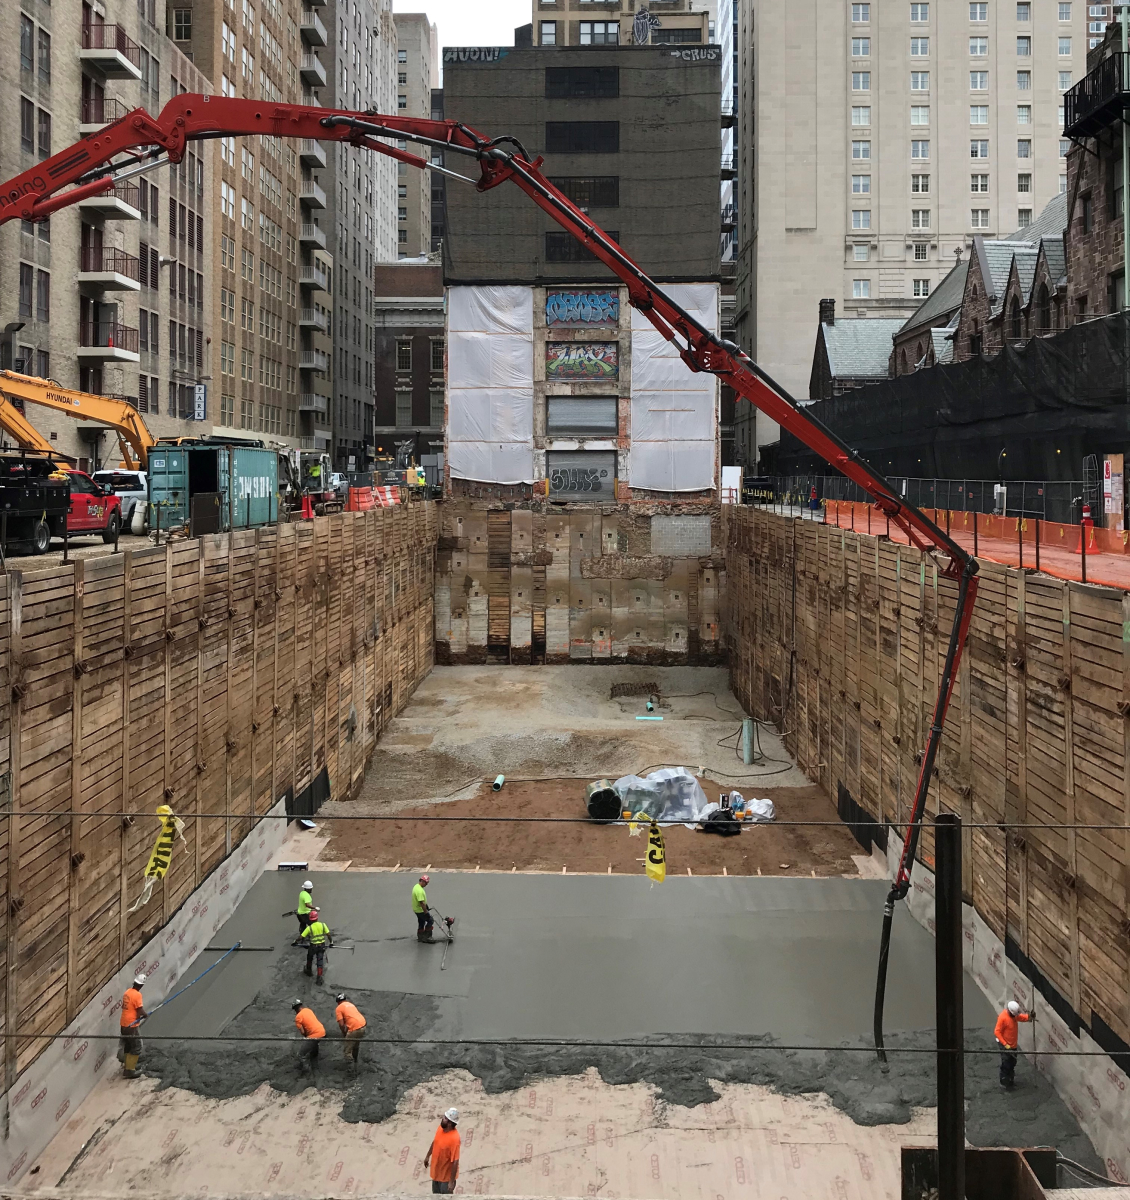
<box><xmin>123</xmin><ymin>1053</ymin><xmax>140</xmax><ymax>1078</ymax></box>
<box><xmin>316</xmin><ymin>968</ymin><xmax>323</xmax><ymax>984</ymax></box>
<box><xmin>304</xmin><ymin>965</ymin><xmax>313</xmax><ymax>977</ymax></box>
<box><xmin>417</xmin><ymin>930</ymin><xmax>435</xmax><ymax>943</ymax></box>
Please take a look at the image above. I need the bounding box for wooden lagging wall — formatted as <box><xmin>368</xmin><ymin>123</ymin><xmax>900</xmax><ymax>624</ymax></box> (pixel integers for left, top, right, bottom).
<box><xmin>725</xmin><ymin>507</ymin><xmax>1130</xmax><ymax>1051</ymax></box>
<box><xmin>0</xmin><ymin>503</ymin><xmax>437</xmax><ymax>1091</ymax></box>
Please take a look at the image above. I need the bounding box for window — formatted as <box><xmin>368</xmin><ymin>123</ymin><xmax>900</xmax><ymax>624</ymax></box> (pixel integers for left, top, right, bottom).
<box><xmin>18</xmin><ymin>263</ymin><xmax>32</xmax><ymax>318</ymax></box>
<box><xmin>547</xmin><ymin>177</ymin><xmax>620</xmax><ymax>207</ymax></box>
<box><xmin>1058</xmin><ymin>36</ymin><xmax>1072</xmax><ymax>54</ymax></box>
<box><xmin>912</xmin><ymin>106</ymin><xmax>930</xmax><ymax>125</ymax></box>
<box><xmin>395</xmin><ymin>389</ymin><xmax>412</xmax><ymax>427</ymax></box>
<box><xmin>852</xmin><ymin>3</ymin><xmax>870</xmax><ymax>20</ymax></box>
<box><xmin>1017</xmin><ymin>138</ymin><xmax>1031</xmax><ymax>157</ymax></box>
<box><xmin>852</xmin><ymin>37</ymin><xmax>870</xmax><ymax>54</ymax></box>
<box><xmin>970</xmin><ymin>2</ymin><xmax>988</xmax><ymax>18</ymax></box>
<box><xmin>852</xmin><ymin>71</ymin><xmax>871</xmax><ymax>90</ymax></box>
<box><xmin>913</xmin><ymin>279</ymin><xmax>931</xmax><ymax>297</ymax></box>
<box><xmin>396</xmin><ymin>340</ymin><xmax>412</xmax><ymax>371</ymax></box>
<box><xmin>1018</xmin><ymin>207</ymin><xmax>1033</xmax><ymax>225</ymax></box>
<box><xmin>20</xmin><ymin>16</ymin><xmax>32</xmax><ymax>71</ymax></box>
<box><xmin>1017</xmin><ymin>105</ymin><xmax>1032</xmax><ymax>123</ymax></box>
<box><xmin>1018</xmin><ymin>172</ymin><xmax>1032</xmax><ymax>192</ymax></box>
<box><xmin>1059</xmin><ymin>1</ymin><xmax>1072</xmax><ymax>16</ymax></box>
<box><xmin>37</xmin><ymin>29</ymin><xmax>50</xmax><ymax>83</ymax></box>
<box><xmin>912</xmin><ymin>71</ymin><xmax>930</xmax><ymax>90</ymax></box>
<box><xmin>1062</xmin><ymin>173</ymin><xmax>1070</xmax><ymax>194</ymax></box>
<box><xmin>578</xmin><ymin>21</ymin><xmax>618</xmax><ymax>44</ymax></box>
<box><xmin>852</xmin><ymin>174</ymin><xmax>871</xmax><ymax>193</ymax></box>
<box><xmin>853</xmin><ymin>279</ymin><xmax>871</xmax><ymax>298</ymax></box>
<box><xmin>970</xmin><ymin>36</ymin><xmax>988</xmax><ymax>54</ymax></box>
<box><xmin>912</xmin><ymin>173</ymin><xmax>930</xmax><ymax>192</ymax></box>
<box><xmin>221</xmin><ymin>181</ymin><xmax>235</xmax><ymax>219</ymax></box>
<box><xmin>20</xmin><ymin>97</ymin><xmax>33</xmax><ymax>154</ymax></box>
<box><xmin>1017</xmin><ymin>35</ymin><xmax>1031</xmax><ymax>54</ymax></box>
<box><xmin>910</xmin><ymin>2</ymin><xmax>929</xmax><ymax>18</ymax></box>
<box><xmin>1060</xmin><ymin>138</ymin><xmax>1070</xmax><ymax>157</ymax></box>
<box><xmin>540</xmin><ymin>21</ymin><xmax>556</xmax><ymax>45</ymax></box>
<box><xmin>852</xmin><ymin>209</ymin><xmax>872</xmax><ymax>228</ymax></box>
<box><xmin>971</xmin><ymin>208</ymin><xmax>990</xmax><ymax>227</ymax></box>
<box><xmin>173</xmin><ymin>8</ymin><xmax>192</xmax><ymax>38</ymax></box>
<box><xmin>37</xmin><ymin>108</ymin><xmax>51</xmax><ymax>159</ymax></box>
<box><xmin>431</xmin><ymin>339</ymin><xmax>445</xmax><ymax>372</ymax></box>
<box><xmin>546</xmin><ymin>66</ymin><xmax>619</xmax><ymax>98</ymax></box>
<box><xmin>852</xmin><ymin>140</ymin><xmax>872</xmax><ymax>159</ymax></box>
<box><xmin>398</xmin><ymin>49</ymin><xmax>407</xmax><ymax>62</ymax></box>
<box><xmin>970</xmin><ymin>70</ymin><xmax>988</xmax><ymax>89</ymax></box>
<box><xmin>1058</xmin><ymin>71</ymin><xmax>1075</xmax><ymax>95</ymax></box>
<box><xmin>972</xmin><ymin>172</ymin><xmax>989</xmax><ymax>191</ymax></box>
<box><xmin>912</xmin><ymin>208</ymin><xmax>931</xmax><ymax>228</ymax></box>
<box><xmin>970</xmin><ymin>105</ymin><xmax>988</xmax><ymax>124</ymax></box>
<box><xmin>911</xmin><ymin>37</ymin><xmax>930</xmax><ymax>54</ymax></box>
<box><xmin>914</xmin><ymin>242</ymin><xmax>928</xmax><ymax>260</ymax></box>
<box><xmin>546</xmin><ymin>122</ymin><xmax>619</xmax><ymax>153</ymax></box>
<box><xmin>912</xmin><ymin>139</ymin><xmax>930</xmax><ymax>158</ymax></box>
<box><xmin>854</xmin><ymin>244</ymin><xmax>870</xmax><ymax>260</ymax></box>
<box><xmin>852</xmin><ymin>106</ymin><xmax>872</xmax><ymax>125</ymax></box>
<box><xmin>1082</xmin><ymin>193</ymin><xmax>1093</xmax><ymax>232</ymax></box>
<box><xmin>35</xmin><ymin>269</ymin><xmax>49</xmax><ymax>321</ymax></box>
<box><xmin>971</xmin><ymin>139</ymin><xmax>989</xmax><ymax>157</ymax></box>
<box><xmin>1017</xmin><ymin>2</ymin><xmax>1030</xmax><ymax>17</ymax></box>
<box><xmin>1017</xmin><ymin>70</ymin><xmax>1031</xmax><ymax>88</ymax></box>
<box><xmin>546</xmin><ymin>230</ymin><xmax>619</xmax><ymax>261</ymax></box>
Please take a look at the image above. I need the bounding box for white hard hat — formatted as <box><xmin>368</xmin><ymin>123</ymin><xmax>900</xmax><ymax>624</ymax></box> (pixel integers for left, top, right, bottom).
<box><xmin>134</xmin><ymin>973</ymin><xmax>147</xmax><ymax>987</ymax></box>
<box><xmin>1007</xmin><ymin>1000</ymin><xmax>1020</xmax><ymax>1016</ymax></box>
<box><xmin>303</xmin><ymin>880</ymin><xmax>313</xmax><ymax>889</ymax></box>
<box><xmin>444</xmin><ymin>1107</ymin><xmax>459</xmax><ymax>1125</ymax></box>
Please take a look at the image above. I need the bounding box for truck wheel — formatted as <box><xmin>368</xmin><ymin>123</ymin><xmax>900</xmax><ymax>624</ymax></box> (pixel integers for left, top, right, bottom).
<box><xmin>30</xmin><ymin>520</ymin><xmax>51</xmax><ymax>555</ymax></box>
<box><xmin>101</xmin><ymin>510</ymin><xmax>122</xmax><ymax>544</ymax></box>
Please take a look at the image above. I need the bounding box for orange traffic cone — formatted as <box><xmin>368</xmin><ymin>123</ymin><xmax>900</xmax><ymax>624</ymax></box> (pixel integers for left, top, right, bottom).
<box><xmin>300</xmin><ymin>493</ymin><xmax>314</xmax><ymax>520</ymax></box>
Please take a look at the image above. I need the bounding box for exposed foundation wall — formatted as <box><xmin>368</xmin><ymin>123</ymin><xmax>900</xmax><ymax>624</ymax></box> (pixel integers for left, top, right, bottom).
<box><xmin>0</xmin><ymin>504</ymin><xmax>437</xmax><ymax>1095</ymax></box>
<box><xmin>435</xmin><ymin>500</ymin><xmax>724</xmax><ymax>665</ymax></box>
<box><xmin>724</xmin><ymin>507</ymin><xmax>1130</xmax><ymax>1160</ymax></box>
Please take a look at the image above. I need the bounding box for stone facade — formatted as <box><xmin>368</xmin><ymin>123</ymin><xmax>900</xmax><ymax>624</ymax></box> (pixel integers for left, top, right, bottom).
<box><xmin>1063</xmin><ymin>130</ymin><xmax>1125</xmax><ymax>319</ymax></box>
<box><xmin>393</xmin><ymin>13</ymin><xmax>436</xmax><ymax>260</ymax></box>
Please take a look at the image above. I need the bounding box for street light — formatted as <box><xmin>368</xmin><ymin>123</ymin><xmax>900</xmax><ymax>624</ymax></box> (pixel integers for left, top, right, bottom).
<box><xmin>1</xmin><ymin>321</ymin><xmax>25</xmax><ymax>372</ymax></box>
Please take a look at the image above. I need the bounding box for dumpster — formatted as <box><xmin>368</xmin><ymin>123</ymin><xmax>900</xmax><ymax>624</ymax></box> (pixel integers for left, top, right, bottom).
<box><xmin>148</xmin><ymin>443</ymin><xmax>279</xmax><ymax>533</ymax></box>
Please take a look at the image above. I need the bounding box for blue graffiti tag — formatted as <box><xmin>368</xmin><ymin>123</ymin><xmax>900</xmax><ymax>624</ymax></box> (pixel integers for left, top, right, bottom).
<box><xmin>545</xmin><ymin>290</ymin><xmax>620</xmax><ymax>327</ymax></box>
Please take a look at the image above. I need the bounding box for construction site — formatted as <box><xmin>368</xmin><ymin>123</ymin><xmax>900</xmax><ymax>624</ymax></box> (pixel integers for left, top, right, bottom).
<box><xmin>0</xmin><ymin>53</ymin><xmax>1127</xmax><ymax>1200</ymax></box>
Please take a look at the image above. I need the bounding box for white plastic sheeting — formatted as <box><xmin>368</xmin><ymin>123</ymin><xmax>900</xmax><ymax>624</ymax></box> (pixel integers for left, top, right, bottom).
<box><xmin>447</xmin><ymin>286</ymin><xmax>535</xmax><ymax>485</ymax></box>
<box><xmin>630</xmin><ymin>283</ymin><xmax>719</xmax><ymax>492</ymax></box>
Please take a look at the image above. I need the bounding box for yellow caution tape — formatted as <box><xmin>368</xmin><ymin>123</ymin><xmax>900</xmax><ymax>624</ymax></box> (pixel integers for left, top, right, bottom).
<box><xmin>128</xmin><ymin>805</ymin><xmax>187</xmax><ymax>913</ymax></box>
<box><xmin>646</xmin><ymin>820</ymin><xmax>666</xmax><ymax>884</ymax></box>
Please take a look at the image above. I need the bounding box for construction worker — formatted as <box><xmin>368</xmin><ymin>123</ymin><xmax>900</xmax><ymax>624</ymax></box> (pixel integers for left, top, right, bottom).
<box><xmin>293</xmin><ymin>879</ymin><xmax>315</xmax><ymax>945</ymax></box>
<box><xmin>292</xmin><ymin>998</ymin><xmax>325</xmax><ymax>1072</ymax></box>
<box><xmin>334</xmin><ymin>992</ymin><xmax>367</xmax><ymax>1064</ymax></box>
<box><xmin>119</xmin><ymin>973</ymin><xmax>148</xmax><ymax>1078</ymax></box>
<box><xmin>300</xmin><ymin>908</ymin><xmax>333</xmax><ymax>982</ymax></box>
<box><xmin>994</xmin><ymin>999</ymin><xmax>1035</xmax><ymax>1088</ymax></box>
<box><xmin>423</xmin><ymin>1107</ymin><xmax>461</xmax><ymax>1194</ymax></box>
<box><xmin>413</xmin><ymin>874</ymin><xmax>435</xmax><ymax>942</ymax></box>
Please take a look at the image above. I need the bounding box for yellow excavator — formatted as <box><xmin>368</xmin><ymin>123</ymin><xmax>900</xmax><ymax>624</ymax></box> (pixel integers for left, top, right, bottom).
<box><xmin>0</xmin><ymin>370</ymin><xmax>157</xmax><ymax>469</ymax></box>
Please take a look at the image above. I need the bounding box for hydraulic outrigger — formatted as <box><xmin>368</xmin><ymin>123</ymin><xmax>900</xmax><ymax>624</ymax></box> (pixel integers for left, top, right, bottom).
<box><xmin>0</xmin><ymin>94</ymin><xmax>979</xmax><ymax>1057</ymax></box>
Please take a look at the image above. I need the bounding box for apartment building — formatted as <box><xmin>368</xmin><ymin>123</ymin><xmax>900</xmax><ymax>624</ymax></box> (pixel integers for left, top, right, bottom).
<box><xmin>532</xmin><ymin>0</ymin><xmax>711</xmax><ymax>49</ymax></box>
<box><xmin>734</xmin><ymin>0</ymin><xmax>1094</xmax><ymax>469</ymax></box>
<box><xmin>393</xmin><ymin>13</ymin><xmax>437</xmax><ymax>259</ymax></box>
<box><xmin>430</xmin><ymin>86</ymin><xmax>445</xmax><ymax>253</ymax></box>
<box><xmin>0</xmin><ymin>0</ymin><xmax>214</xmax><ymax>470</ymax></box>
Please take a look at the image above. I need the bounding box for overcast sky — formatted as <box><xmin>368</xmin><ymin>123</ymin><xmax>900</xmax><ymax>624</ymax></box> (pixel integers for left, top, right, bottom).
<box><xmin>393</xmin><ymin>0</ymin><xmax>530</xmax><ymax>65</ymax></box>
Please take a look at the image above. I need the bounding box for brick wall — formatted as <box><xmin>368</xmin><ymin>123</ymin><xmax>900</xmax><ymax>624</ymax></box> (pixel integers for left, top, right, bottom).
<box><xmin>1065</xmin><ymin>142</ymin><xmax>1124</xmax><ymax>319</ymax></box>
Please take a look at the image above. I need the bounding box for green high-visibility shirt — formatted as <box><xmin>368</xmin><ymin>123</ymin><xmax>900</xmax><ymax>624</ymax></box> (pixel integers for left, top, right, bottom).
<box><xmin>297</xmin><ymin>889</ymin><xmax>314</xmax><ymax>916</ymax></box>
<box><xmin>302</xmin><ymin>920</ymin><xmax>331</xmax><ymax>946</ymax></box>
<box><xmin>412</xmin><ymin>883</ymin><xmax>427</xmax><ymax>913</ymax></box>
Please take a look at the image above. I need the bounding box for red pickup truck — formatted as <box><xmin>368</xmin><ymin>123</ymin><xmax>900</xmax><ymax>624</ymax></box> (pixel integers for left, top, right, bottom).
<box><xmin>61</xmin><ymin>469</ymin><xmax>123</xmax><ymax>546</ymax></box>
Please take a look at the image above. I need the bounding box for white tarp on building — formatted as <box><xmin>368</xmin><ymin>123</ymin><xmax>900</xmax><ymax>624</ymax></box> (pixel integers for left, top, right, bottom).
<box><xmin>630</xmin><ymin>282</ymin><xmax>719</xmax><ymax>492</ymax></box>
<box><xmin>447</xmin><ymin>286</ymin><xmax>535</xmax><ymax>485</ymax></box>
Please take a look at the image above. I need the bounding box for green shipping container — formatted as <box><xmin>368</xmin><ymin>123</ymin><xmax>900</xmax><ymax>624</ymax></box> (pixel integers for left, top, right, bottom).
<box><xmin>148</xmin><ymin>444</ymin><xmax>279</xmax><ymax>532</ymax></box>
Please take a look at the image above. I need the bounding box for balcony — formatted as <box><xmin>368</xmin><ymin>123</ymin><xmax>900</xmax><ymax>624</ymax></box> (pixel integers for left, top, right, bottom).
<box><xmin>300</xmin><ymin>9</ymin><xmax>328</xmax><ymax>46</ymax></box>
<box><xmin>721</xmin><ymin>203</ymin><xmax>736</xmax><ymax>231</ymax></box>
<box><xmin>299</xmin><ymin>139</ymin><xmax>327</xmax><ymax>168</ymax></box>
<box><xmin>300</xmin><ymin>431</ymin><xmax>332</xmax><ymax>450</ymax></box>
<box><xmin>78</xmin><ymin>246</ymin><xmax>141</xmax><ymax>291</ymax></box>
<box><xmin>720</xmin><ymin>154</ymin><xmax>736</xmax><ymax>180</ymax></box>
<box><xmin>299</xmin><ymin>307</ymin><xmax>328</xmax><ymax>330</ymax></box>
<box><xmin>299</xmin><ymin>393</ymin><xmax>328</xmax><ymax>415</ymax></box>
<box><xmin>1063</xmin><ymin>51</ymin><xmax>1130</xmax><ymax>139</ymax></box>
<box><xmin>79</xmin><ymin>96</ymin><xmax>130</xmax><ymax>134</ymax></box>
<box><xmin>299</xmin><ymin>221</ymin><xmax>327</xmax><ymax>248</ymax></box>
<box><xmin>77</xmin><ymin>182</ymin><xmax>141</xmax><ymax>221</ymax></box>
<box><xmin>78</xmin><ymin>321</ymin><xmax>140</xmax><ymax>362</ymax></box>
<box><xmin>300</xmin><ymin>53</ymin><xmax>327</xmax><ymax>88</ymax></box>
<box><xmin>299</xmin><ymin>264</ymin><xmax>328</xmax><ymax>291</ymax></box>
<box><xmin>721</xmin><ymin>102</ymin><xmax>736</xmax><ymax>129</ymax></box>
<box><xmin>299</xmin><ymin>179</ymin><xmax>326</xmax><ymax>209</ymax></box>
<box><xmin>79</xmin><ymin>23</ymin><xmax>143</xmax><ymax>80</ymax></box>
<box><xmin>299</xmin><ymin>349</ymin><xmax>329</xmax><ymax>372</ymax></box>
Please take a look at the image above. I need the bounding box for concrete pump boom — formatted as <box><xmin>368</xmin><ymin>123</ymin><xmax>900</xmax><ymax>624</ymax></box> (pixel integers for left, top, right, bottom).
<box><xmin>0</xmin><ymin>95</ymin><xmax>980</xmax><ymax>1060</ymax></box>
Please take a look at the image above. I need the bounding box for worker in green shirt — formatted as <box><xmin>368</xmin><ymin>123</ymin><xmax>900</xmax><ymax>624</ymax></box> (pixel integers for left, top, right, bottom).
<box><xmin>413</xmin><ymin>874</ymin><xmax>435</xmax><ymax>943</ymax></box>
<box><xmin>301</xmin><ymin>908</ymin><xmax>333</xmax><ymax>983</ymax></box>
<box><xmin>292</xmin><ymin>879</ymin><xmax>315</xmax><ymax>945</ymax></box>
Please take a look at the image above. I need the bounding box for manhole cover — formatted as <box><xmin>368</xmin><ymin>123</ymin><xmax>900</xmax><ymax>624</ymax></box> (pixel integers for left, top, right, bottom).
<box><xmin>610</xmin><ymin>681</ymin><xmax>660</xmax><ymax>699</ymax></box>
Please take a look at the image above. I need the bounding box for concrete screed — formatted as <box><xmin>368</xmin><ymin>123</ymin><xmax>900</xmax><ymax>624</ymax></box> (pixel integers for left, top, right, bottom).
<box><xmin>17</xmin><ymin>667</ymin><xmax>1107</xmax><ymax>1199</ymax></box>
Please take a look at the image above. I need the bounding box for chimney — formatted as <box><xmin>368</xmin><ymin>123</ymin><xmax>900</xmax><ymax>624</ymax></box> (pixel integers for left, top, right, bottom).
<box><xmin>819</xmin><ymin>298</ymin><xmax>835</xmax><ymax>326</ymax></box>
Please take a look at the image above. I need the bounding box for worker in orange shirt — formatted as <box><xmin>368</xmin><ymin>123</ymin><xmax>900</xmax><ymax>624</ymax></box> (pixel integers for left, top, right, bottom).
<box><xmin>423</xmin><ymin>1107</ymin><xmax>461</xmax><ymax>1194</ymax></box>
<box><xmin>119</xmin><ymin>973</ymin><xmax>149</xmax><ymax>1078</ymax></box>
<box><xmin>334</xmin><ymin>992</ymin><xmax>366</xmax><ymax>1064</ymax></box>
<box><xmin>292</xmin><ymin>998</ymin><xmax>325</xmax><ymax>1073</ymax></box>
<box><xmin>994</xmin><ymin>999</ymin><xmax>1035</xmax><ymax>1088</ymax></box>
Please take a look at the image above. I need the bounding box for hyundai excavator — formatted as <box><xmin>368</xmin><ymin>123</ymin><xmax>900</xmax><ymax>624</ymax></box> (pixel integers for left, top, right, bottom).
<box><xmin>0</xmin><ymin>92</ymin><xmax>980</xmax><ymax>1059</ymax></box>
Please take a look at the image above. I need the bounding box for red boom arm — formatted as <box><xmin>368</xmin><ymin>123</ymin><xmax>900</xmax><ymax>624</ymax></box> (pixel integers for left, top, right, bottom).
<box><xmin>0</xmin><ymin>96</ymin><xmax>977</xmax><ymax>1058</ymax></box>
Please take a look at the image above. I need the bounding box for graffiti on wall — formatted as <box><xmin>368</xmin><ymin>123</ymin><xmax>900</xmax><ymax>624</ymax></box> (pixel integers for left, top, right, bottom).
<box><xmin>546</xmin><ymin>290</ymin><xmax>621</xmax><ymax>328</ymax></box>
<box><xmin>545</xmin><ymin>343</ymin><xmax>619</xmax><ymax>379</ymax></box>
<box><xmin>442</xmin><ymin>47</ymin><xmax>509</xmax><ymax>63</ymax></box>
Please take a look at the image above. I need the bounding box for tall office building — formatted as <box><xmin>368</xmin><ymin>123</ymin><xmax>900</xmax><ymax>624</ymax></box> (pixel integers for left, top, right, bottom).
<box><xmin>393</xmin><ymin>13</ymin><xmax>437</xmax><ymax>259</ymax></box>
<box><xmin>735</xmin><ymin>0</ymin><xmax>1093</xmax><ymax>468</ymax></box>
<box><xmin>532</xmin><ymin>0</ymin><xmax>710</xmax><ymax>48</ymax></box>
<box><xmin>0</xmin><ymin>1</ymin><xmax>214</xmax><ymax>470</ymax></box>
